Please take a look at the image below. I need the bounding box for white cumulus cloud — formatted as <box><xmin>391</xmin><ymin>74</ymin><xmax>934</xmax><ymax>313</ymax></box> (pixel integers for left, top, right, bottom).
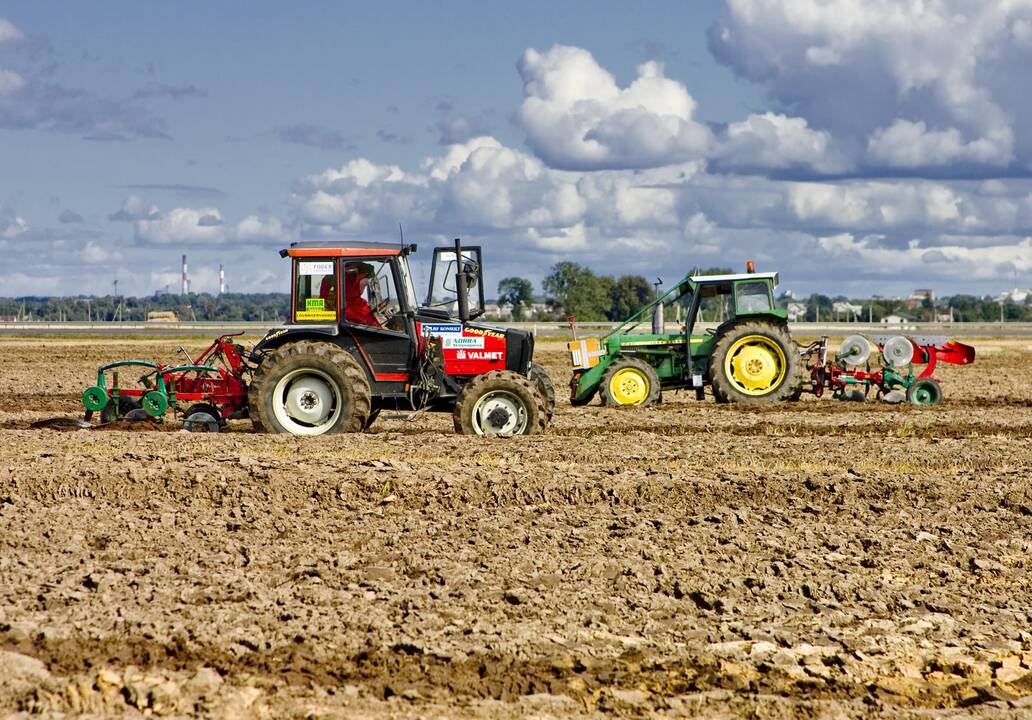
<box><xmin>517</xmin><ymin>45</ymin><xmax>714</xmax><ymax>170</ymax></box>
<box><xmin>710</xmin><ymin>0</ymin><xmax>1032</xmax><ymax>173</ymax></box>
<box><xmin>716</xmin><ymin>112</ymin><xmax>851</xmax><ymax>174</ymax></box>
<box><xmin>866</xmin><ymin>119</ymin><xmax>1011</xmax><ymax>168</ymax></box>
<box><xmin>0</xmin><ymin>211</ymin><xmax>28</xmax><ymax>238</ymax></box>
<box><xmin>135</xmin><ymin>207</ymin><xmax>224</xmax><ymax>245</ymax></box>
<box><xmin>109</xmin><ymin>195</ymin><xmax>160</xmax><ymax>222</ymax></box>
<box><xmin>0</xmin><ymin>17</ymin><xmax>24</xmax><ymax>46</ymax></box>
<box><xmin>0</xmin><ymin>69</ymin><xmax>25</xmax><ymax>96</ymax></box>
<box><xmin>233</xmin><ymin>215</ymin><xmax>293</xmax><ymax>243</ymax></box>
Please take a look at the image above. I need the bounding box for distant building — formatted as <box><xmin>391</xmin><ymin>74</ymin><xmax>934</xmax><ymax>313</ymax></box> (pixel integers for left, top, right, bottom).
<box><xmin>903</xmin><ymin>289</ymin><xmax>935</xmax><ymax>311</ymax></box>
<box><xmin>832</xmin><ymin>301</ymin><xmax>863</xmax><ymax>320</ymax></box>
<box><xmin>996</xmin><ymin>288</ymin><xmax>1031</xmax><ymax>304</ymax></box>
<box><xmin>483</xmin><ymin>302</ymin><xmax>513</xmax><ymax>319</ymax></box>
<box><xmin>786</xmin><ymin>302</ymin><xmax>807</xmax><ymax>321</ymax></box>
<box><xmin>528</xmin><ymin>302</ymin><xmax>552</xmax><ymax>318</ymax></box>
<box><xmin>881</xmin><ymin>313</ymin><xmax>916</xmax><ymax>325</ymax></box>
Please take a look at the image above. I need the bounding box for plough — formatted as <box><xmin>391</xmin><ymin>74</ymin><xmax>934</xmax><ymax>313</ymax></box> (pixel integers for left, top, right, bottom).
<box><xmin>81</xmin><ymin>332</ymin><xmax>251</xmax><ymax>428</ymax></box>
<box><xmin>800</xmin><ymin>334</ymin><xmax>975</xmax><ymax>405</ymax></box>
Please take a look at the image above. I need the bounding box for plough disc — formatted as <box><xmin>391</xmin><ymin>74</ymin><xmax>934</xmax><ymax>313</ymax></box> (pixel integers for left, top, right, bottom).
<box><xmin>839</xmin><ymin>335</ymin><xmax>872</xmax><ymax>366</ymax></box>
<box><xmin>881</xmin><ymin>336</ymin><xmax>913</xmax><ymax>369</ymax></box>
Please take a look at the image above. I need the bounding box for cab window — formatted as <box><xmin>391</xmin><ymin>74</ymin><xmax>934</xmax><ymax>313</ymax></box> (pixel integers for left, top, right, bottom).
<box><xmin>736</xmin><ymin>281</ymin><xmax>772</xmax><ymax>313</ymax></box>
<box><xmin>343</xmin><ymin>259</ymin><xmax>404</xmax><ymax>331</ymax></box>
<box><xmin>294</xmin><ymin>259</ymin><xmax>338</xmax><ymax>322</ymax></box>
<box><xmin>696</xmin><ymin>282</ymin><xmax>734</xmax><ymax>323</ymax></box>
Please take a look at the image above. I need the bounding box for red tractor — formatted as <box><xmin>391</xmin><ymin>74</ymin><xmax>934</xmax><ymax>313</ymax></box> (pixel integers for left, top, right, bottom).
<box><xmin>82</xmin><ymin>239</ymin><xmax>553</xmax><ymax>436</ymax></box>
<box><xmin>246</xmin><ymin>239</ymin><xmax>554</xmax><ymax>436</ymax></box>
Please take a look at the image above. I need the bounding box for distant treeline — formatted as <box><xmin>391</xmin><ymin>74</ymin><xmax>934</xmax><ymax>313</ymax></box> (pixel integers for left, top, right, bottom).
<box><xmin>504</xmin><ymin>263</ymin><xmax>1032</xmax><ymax>323</ymax></box>
<box><xmin>1</xmin><ymin>263</ymin><xmax>1028</xmax><ymax>324</ymax></box>
<box><xmin>0</xmin><ymin>293</ymin><xmax>290</xmax><ymax>322</ymax></box>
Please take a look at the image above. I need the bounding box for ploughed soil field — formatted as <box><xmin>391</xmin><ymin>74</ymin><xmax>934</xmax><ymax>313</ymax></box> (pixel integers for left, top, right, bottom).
<box><xmin>1</xmin><ymin>335</ymin><xmax>1031</xmax><ymax>718</ymax></box>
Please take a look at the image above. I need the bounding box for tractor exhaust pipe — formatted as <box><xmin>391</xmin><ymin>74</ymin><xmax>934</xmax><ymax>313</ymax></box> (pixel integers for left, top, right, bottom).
<box><xmin>652</xmin><ymin>302</ymin><xmax>664</xmax><ymax>334</ymax></box>
<box><xmin>454</xmin><ymin>237</ymin><xmax>470</xmax><ymax>323</ymax></box>
<box><xmin>651</xmin><ymin>276</ymin><xmax>664</xmax><ymax>334</ymax></box>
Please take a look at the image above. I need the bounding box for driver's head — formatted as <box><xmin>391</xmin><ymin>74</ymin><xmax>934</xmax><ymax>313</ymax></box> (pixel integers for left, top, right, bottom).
<box><xmin>344</xmin><ymin>262</ymin><xmax>374</xmax><ymax>296</ymax></box>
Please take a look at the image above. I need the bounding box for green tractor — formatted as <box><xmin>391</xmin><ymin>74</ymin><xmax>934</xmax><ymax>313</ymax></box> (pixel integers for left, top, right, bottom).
<box><xmin>568</xmin><ymin>266</ymin><xmax>800</xmax><ymax>406</ymax></box>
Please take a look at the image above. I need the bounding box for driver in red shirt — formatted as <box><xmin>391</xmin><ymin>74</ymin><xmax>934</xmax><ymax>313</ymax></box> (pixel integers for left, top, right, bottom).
<box><xmin>343</xmin><ymin>262</ymin><xmax>381</xmax><ymax>328</ymax></box>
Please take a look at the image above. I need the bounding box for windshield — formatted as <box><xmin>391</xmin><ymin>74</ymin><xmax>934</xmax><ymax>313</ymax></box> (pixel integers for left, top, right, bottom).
<box><xmin>426</xmin><ymin>248</ymin><xmax>482</xmax><ymax>316</ymax></box>
<box><xmin>396</xmin><ymin>256</ymin><xmax>418</xmax><ymax>312</ymax></box>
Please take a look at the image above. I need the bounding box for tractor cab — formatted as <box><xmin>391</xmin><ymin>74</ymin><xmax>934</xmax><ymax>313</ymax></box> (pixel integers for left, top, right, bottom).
<box><xmin>679</xmin><ymin>271</ymin><xmax>783</xmax><ymax>333</ymax></box>
<box><xmin>285</xmin><ymin>241</ymin><xmax>418</xmax><ymax>331</ymax></box>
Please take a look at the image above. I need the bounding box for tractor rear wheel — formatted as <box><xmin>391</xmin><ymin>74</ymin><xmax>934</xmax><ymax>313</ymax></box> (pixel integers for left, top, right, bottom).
<box><xmin>528</xmin><ymin>362</ymin><xmax>555</xmax><ymax>422</ymax></box>
<box><xmin>453</xmin><ymin>370</ymin><xmax>546</xmax><ymax>436</ymax></box>
<box><xmin>249</xmin><ymin>340</ymin><xmax>370</xmax><ymax>436</ymax></box>
<box><xmin>711</xmin><ymin>384</ymin><xmax>730</xmax><ymax>404</ymax></box>
<box><xmin>709</xmin><ymin>322</ymin><xmax>799</xmax><ymax>404</ymax></box>
<box><xmin>599</xmin><ymin>357</ymin><xmax>661</xmax><ymax>407</ymax></box>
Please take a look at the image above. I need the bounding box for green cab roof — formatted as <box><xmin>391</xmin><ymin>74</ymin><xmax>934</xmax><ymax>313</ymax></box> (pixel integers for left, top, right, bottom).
<box><xmin>690</xmin><ymin>271</ymin><xmax>779</xmax><ymax>287</ymax></box>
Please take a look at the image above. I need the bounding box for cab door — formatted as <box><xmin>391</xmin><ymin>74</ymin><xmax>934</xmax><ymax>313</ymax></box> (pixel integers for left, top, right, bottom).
<box><xmin>340</xmin><ymin>257</ymin><xmax>412</xmax><ymax>380</ymax></box>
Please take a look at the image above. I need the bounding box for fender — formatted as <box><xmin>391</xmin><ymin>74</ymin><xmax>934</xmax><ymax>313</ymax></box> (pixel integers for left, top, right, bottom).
<box><xmin>251</xmin><ymin>325</ymin><xmax>395</xmax><ymax>390</ymax></box>
<box><xmin>252</xmin><ymin>324</ymin><xmax>339</xmax><ymax>354</ymax></box>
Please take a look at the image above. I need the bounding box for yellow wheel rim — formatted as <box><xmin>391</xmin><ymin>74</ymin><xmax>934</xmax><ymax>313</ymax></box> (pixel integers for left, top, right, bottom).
<box><xmin>724</xmin><ymin>335</ymin><xmax>787</xmax><ymax>396</ymax></box>
<box><xmin>609</xmin><ymin>367</ymin><xmax>649</xmax><ymax>404</ymax></box>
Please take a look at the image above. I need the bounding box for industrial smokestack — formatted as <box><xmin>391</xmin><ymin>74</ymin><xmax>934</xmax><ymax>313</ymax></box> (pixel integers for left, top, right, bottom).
<box><xmin>219</xmin><ymin>263</ymin><xmax>225</xmax><ymax>295</ymax></box>
<box><xmin>181</xmin><ymin>254</ymin><xmax>188</xmax><ymax>295</ymax></box>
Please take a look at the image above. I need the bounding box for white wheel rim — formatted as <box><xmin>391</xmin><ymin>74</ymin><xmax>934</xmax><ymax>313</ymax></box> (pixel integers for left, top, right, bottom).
<box><xmin>471</xmin><ymin>390</ymin><xmax>528</xmax><ymax>435</ymax></box>
<box><xmin>272</xmin><ymin>368</ymin><xmax>343</xmax><ymax>436</ymax></box>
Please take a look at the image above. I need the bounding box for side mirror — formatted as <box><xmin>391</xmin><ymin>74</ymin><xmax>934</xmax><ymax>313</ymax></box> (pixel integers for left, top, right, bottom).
<box><xmin>462</xmin><ymin>260</ymin><xmax>479</xmax><ymax>289</ymax></box>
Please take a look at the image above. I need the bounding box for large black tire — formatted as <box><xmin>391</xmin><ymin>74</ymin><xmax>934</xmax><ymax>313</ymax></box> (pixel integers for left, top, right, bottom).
<box><xmin>708</xmin><ymin>321</ymin><xmax>800</xmax><ymax>404</ymax></box>
<box><xmin>711</xmin><ymin>383</ymin><xmax>730</xmax><ymax>404</ymax></box>
<box><xmin>100</xmin><ymin>396</ymin><xmax>141</xmax><ymax>423</ymax></box>
<box><xmin>249</xmin><ymin>341</ymin><xmax>371</xmax><ymax>435</ymax></box>
<box><xmin>182</xmin><ymin>402</ymin><xmax>224</xmax><ymax>426</ymax></box>
<box><xmin>528</xmin><ymin>362</ymin><xmax>555</xmax><ymax>423</ymax></box>
<box><xmin>453</xmin><ymin>370</ymin><xmax>547</xmax><ymax>436</ymax></box>
<box><xmin>599</xmin><ymin>357</ymin><xmax>662</xmax><ymax>407</ymax></box>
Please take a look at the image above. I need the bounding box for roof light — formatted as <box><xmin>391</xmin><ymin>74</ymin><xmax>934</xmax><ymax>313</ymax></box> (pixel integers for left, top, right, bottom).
<box><xmin>746</xmin><ymin>260</ymin><xmax>755</xmax><ymax>273</ymax></box>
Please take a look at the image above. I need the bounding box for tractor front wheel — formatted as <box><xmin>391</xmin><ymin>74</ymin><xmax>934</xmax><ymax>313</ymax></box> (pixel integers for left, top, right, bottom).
<box><xmin>528</xmin><ymin>362</ymin><xmax>555</xmax><ymax>422</ymax></box>
<box><xmin>249</xmin><ymin>341</ymin><xmax>371</xmax><ymax>436</ymax></box>
<box><xmin>599</xmin><ymin>357</ymin><xmax>661</xmax><ymax>407</ymax></box>
<box><xmin>453</xmin><ymin>371</ymin><xmax>546</xmax><ymax>436</ymax></box>
<box><xmin>709</xmin><ymin>322</ymin><xmax>799</xmax><ymax>404</ymax></box>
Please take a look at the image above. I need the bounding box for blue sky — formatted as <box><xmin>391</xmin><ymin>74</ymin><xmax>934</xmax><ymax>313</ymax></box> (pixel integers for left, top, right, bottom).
<box><xmin>0</xmin><ymin>1</ymin><xmax>1030</xmax><ymax>299</ymax></box>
